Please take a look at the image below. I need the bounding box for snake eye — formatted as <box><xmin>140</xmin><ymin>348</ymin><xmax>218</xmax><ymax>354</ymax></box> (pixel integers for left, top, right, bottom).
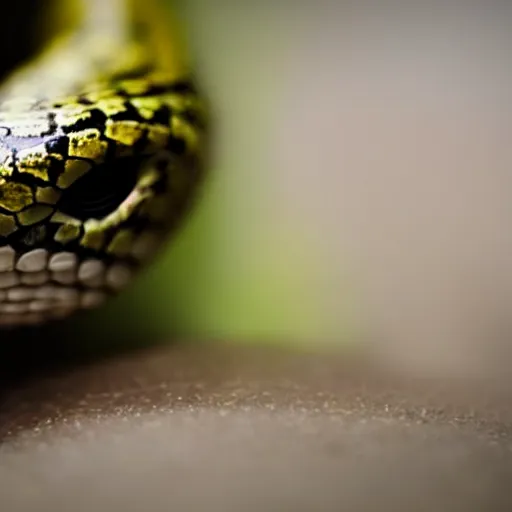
<box><xmin>58</xmin><ymin>157</ymin><xmax>140</xmax><ymax>221</ymax></box>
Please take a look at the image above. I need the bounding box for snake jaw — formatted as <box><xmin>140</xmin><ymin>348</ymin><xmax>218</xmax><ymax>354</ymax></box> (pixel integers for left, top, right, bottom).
<box><xmin>0</xmin><ymin>135</ymin><xmax>195</xmax><ymax>326</ymax></box>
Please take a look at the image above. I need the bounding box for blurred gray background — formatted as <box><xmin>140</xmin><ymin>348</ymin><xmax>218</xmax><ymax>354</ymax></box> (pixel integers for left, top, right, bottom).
<box><xmin>149</xmin><ymin>0</ymin><xmax>512</xmax><ymax>377</ymax></box>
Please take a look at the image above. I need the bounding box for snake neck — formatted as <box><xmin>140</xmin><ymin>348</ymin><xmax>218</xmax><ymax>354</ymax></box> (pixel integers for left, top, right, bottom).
<box><xmin>0</xmin><ymin>0</ymin><xmax>190</xmax><ymax>105</ymax></box>
<box><xmin>59</xmin><ymin>0</ymin><xmax>189</xmax><ymax>65</ymax></box>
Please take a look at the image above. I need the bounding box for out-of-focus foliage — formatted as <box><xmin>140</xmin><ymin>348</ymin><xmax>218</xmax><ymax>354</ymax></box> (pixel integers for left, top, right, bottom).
<box><xmin>90</xmin><ymin>0</ymin><xmax>358</xmax><ymax>346</ymax></box>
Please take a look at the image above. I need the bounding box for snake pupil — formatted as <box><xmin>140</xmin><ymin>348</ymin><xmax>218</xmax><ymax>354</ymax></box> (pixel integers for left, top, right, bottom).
<box><xmin>58</xmin><ymin>157</ymin><xmax>140</xmax><ymax>221</ymax></box>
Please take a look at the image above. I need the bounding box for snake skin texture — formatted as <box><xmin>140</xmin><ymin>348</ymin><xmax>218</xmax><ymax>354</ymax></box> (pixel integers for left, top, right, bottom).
<box><xmin>0</xmin><ymin>0</ymin><xmax>207</xmax><ymax>327</ymax></box>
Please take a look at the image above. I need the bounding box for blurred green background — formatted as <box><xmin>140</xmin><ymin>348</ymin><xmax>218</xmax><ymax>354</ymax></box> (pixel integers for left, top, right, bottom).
<box><xmin>82</xmin><ymin>0</ymin><xmax>358</xmax><ymax>347</ymax></box>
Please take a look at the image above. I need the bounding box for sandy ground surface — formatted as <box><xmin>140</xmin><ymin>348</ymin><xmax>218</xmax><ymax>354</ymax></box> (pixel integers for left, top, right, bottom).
<box><xmin>1</xmin><ymin>340</ymin><xmax>511</xmax><ymax>512</ymax></box>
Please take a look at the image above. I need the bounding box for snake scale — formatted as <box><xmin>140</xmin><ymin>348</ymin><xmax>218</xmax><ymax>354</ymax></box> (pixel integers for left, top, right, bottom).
<box><xmin>0</xmin><ymin>0</ymin><xmax>206</xmax><ymax>327</ymax></box>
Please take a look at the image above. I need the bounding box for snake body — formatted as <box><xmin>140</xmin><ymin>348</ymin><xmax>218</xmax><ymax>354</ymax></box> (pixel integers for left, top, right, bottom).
<box><xmin>0</xmin><ymin>0</ymin><xmax>206</xmax><ymax>327</ymax></box>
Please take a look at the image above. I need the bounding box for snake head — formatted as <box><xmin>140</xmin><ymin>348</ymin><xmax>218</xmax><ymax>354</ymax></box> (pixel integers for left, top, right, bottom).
<box><xmin>0</xmin><ymin>80</ymin><xmax>205</xmax><ymax>327</ymax></box>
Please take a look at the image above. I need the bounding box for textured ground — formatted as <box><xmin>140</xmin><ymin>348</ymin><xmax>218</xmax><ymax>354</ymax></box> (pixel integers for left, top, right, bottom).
<box><xmin>0</xmin><ymin>338</ymin><xmax>511</xmax><ymax>512</ymax></box>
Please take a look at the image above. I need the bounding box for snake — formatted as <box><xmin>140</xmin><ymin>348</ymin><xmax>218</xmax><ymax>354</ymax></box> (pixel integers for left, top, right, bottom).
<box><xmin>0</xmin><ymin>0</ymin><xmax>207</xmax><ymax>327</ymax></box>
